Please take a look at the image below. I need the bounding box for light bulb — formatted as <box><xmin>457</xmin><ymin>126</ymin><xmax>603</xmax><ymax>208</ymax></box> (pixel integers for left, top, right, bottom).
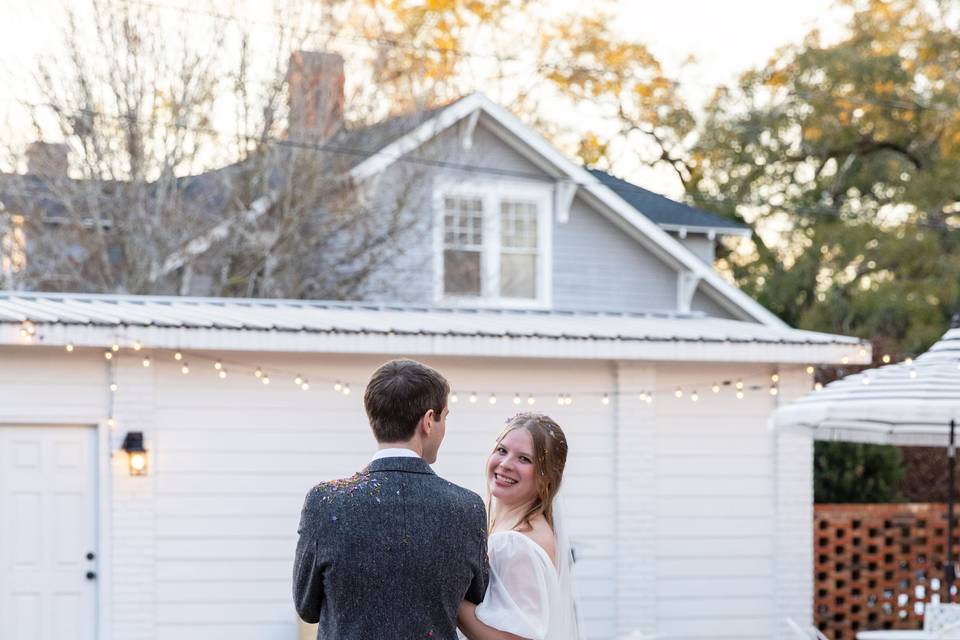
<box><xmin>214</xmin><ymin>361</ymin><xmax>223</xmax><ymax>370</ymax></box>
<box><xmin>712</xmin><ymin>383</ymin><xmax>720</xmax><ymax>393</ymax></box>
<box><xmin>255</xmin><ymin>367</ymin><xmax>264</xmax><ymax>379</ymax></box>
<box><xmin>513</xmin><ymin>394</ymin><xmax>521</xmax><ymax>405</ymax></box>
<box><xmin>806</xmin><ymin>365</ymin><xmax>815</xmax><ymax>375</ymax></box>
<box><xmin>527</xmin><ymin>395</ymin><xmax>535</xmax><ymax>405</ymax></box>
<box><xmin>564</xmin><ymin>395</ymin><xmax>573</xmax><ymax>406</ymax></box>
<box><xmin>557</xmin><ymin>394</ymin><xmax>564</xmax><ymax>405</ymax></box>
<box><xmin>295</xmin><ymin>374</ymin><xmax>303</xmax><ymax>386</ymax></box>
<box><xmin>450</xmin><ymin>392</ymin><xmax>459</xmax><ymax>403</ymax></box>
<box><xmin>814</xmin><ymin>382</ymin><xmax>823</xmax><ymax>391</ymax></box>
<box><xmin>104</xmin><ymin>350</ymin><xmax>113</xmax><ymax>360</ymax></box>
<box><xmin>489</xmin><ymin>394</ymin><xmax>497</xmax><ymax>404</ymax></box>
<box><xmin>674</xmin><ymin>388</ymin><xmax>683</xmax><ymax>399</ymax></box>
<box><xmin>174</xmin><ymin>351</ymin><xmax>183</xmax><ymax>361</ymax></box>
<box><xmin>133</xmin><ymin>341</ymin><xmax>142</xmax><ymax>351</ymax></box>
<box><xmin>218</xmin><ymin>369</ymin><xmax>227</xmax><ymax>379</ymax></box>
<box><xmin>882</xmin><ymin>354</ymin><xmax>891</xmax><ymax>364</ymax></box>
<box><xmin>262</xmin><ymin>375</ymin><xmax>271</xmax><ymax>385</ymax></box>
<box><xmin>770</xmin><ymin>386</ymin><xmax>779</xmax><ymax>396</ymax></box>
<box><xmin>736</xmin><ymin>390</ymin><xmax>744</xmax><ymax>399</ymax></box>
<box><xmin>66</xmin><ymin>343</ymin><xmax>74</xmax><ymax>352</ymax></box>
<box><xmin>735</xmin><ymin>380</ymin><xmax>744</xmax><ymax>390</ymax></box>
<box><xmin>342</xmin><ymin>384</ymin><xmax>350</xmax><ymax>395</ymax></box>
<box><xmin>109</xmin><ymin>383</ymin><xmax>118</xmax><ymax>392</ymax></box>
<box><xmin>602</xmin><ymin>393</ymin><xmax>610</xmax><ymax>405</ymax></box>
<box><xmin>111</xmin><ymin>344</ymin><xmax>120</xmax><ymax>352</ymax></box>
<box><xmin>142</xmin><ymin>356</ymin><xmax>151</xmax><ymax>367</ymax></box>
<box><xmin>181</xmin><ymin>363</ymin><xmax>190</xmax><ymax>375</ymax></box>
<box><xmin>690</xmin><ymin>391</ymin><xmax>699</xmax><ymax>402</ymax></box>
<box><xmin>469</xmin><ymin>392</ymin><xmax>478</xmax><ymax>404</ymax></box>
<box><xmin>771</xmin><ymin>373</ymin><xmax>780</xmax><ymax>383</ymax></box>
<box><xmin>301</xmin><ymin>381</ymin><xmax>309</xmax><ymax>391</ymax></box>
<box><xmin>334</xmin><ymin>380</ymin><xmax>342</xmax><ymax>391</ymax></box>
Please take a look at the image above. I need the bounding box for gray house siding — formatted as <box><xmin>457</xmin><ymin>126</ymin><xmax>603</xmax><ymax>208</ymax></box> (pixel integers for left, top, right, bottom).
<box><xmin>690</xmin><ymin>287</ymin><xmax>741</xmax><ymax>320</ymax></box>
<box><xmin>675</xmin><ymin>234</ymin><xmax>715</xmax><ymax>266</ymax></box>
<box><xmin>553</xmin><ymin>195</ymin><xmax>678</xmax><ymax>312</ymax></box>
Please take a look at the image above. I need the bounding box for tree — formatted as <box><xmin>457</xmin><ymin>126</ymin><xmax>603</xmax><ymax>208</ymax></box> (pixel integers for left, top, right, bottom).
<box><xmin>0</xmin><ymin>0</ymin><xmax>430</xmax><ymax>298</ymax></box>
<box><xmin>684</xmin><ymin>0</ymin><xmax>960</xmax><ymax>357</ymax></box>
<box><xmin>814</xmin><ymin>441</ymin><xmax>904</xmax><ymax>503</ymax></box>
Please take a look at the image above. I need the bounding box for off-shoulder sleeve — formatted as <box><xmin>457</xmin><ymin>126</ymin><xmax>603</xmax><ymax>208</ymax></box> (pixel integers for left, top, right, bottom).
<box><xmin>475</xmin><ymin>533</ymin><xmax>552</xmax><ymax>640</ymax></box>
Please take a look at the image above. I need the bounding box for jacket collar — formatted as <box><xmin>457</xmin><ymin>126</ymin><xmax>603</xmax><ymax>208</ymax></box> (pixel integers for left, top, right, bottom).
<box><xmin>367</xmin><ymin>456</ymin><xmax>436</xmax><ymax>476</ymax></box>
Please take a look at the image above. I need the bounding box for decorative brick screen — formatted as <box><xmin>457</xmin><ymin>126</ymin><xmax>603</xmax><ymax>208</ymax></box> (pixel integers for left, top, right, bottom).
<box><xmin>815</xmin><ymin>504</ymin><xmax>957</xmax><ymax>639</ymax></box>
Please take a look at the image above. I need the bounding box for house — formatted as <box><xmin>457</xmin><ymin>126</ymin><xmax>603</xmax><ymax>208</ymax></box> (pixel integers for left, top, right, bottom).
<box><xmin>0</xmin><ymin>51</ymin><xmax>870</xmax><ymax>640</ymax></box>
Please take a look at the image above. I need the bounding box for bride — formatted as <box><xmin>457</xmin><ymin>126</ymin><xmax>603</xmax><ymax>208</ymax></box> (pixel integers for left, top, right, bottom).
<box><xmin>457</xmin><ymin>412</ymin><xmax>584</xmax><ymax>640</ymax></box>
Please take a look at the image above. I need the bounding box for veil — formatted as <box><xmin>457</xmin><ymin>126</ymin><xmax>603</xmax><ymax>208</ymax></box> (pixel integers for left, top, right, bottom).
<box><xmin>553</xmin><ymin>492</ymin><xmax>587</xmax><ymax>639</ymax></box>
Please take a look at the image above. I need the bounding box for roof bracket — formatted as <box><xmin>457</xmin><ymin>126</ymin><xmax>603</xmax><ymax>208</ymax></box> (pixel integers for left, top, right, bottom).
<box><xmin>677</xmin><ymin>271</ymin><xmax>701</xmax><ymax>314</ymax></box>
<box><xmin>459</xmin><ymin>110</ymin><xmax>481</xmax><ymax>151</ymax></box>
<box><xmin>554</xmin><ymin>180</ymin><xmax>577</xmax><ymax>224</ymax></box>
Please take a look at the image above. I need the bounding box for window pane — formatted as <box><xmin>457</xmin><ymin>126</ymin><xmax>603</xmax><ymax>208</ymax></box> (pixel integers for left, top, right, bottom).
<box><xmin>501</xmin><ymin>200</ymin><xmax>538</xmax><ymax>249</ymax></box>
<box><xmin>444</xmin><ymin>196</ymin><xmax>484</xmax><ymax>248</ymax></box>
<box><xmin>444</xmin><ymin>249</ymin><xmax>482</xmax><ymax>295</ymax></box>
<box><xmin>500</xmin><ymin>253</ymin><xmax>536</xmax><ymax>299</ymax></box>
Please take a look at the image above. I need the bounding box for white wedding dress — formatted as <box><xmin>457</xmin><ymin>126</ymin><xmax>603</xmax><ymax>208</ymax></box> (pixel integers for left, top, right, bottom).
<box><xmin>473</xmin><ymin>531</ymin><xmax>582</xmax><ymax>640</ymax></box>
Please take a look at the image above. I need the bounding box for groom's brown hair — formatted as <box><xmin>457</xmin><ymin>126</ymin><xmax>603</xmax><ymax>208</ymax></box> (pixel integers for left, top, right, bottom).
<box><xmin>364</xmin><ymin>359</ymin><xmax>449</xmax><ymax>442</ymax></box>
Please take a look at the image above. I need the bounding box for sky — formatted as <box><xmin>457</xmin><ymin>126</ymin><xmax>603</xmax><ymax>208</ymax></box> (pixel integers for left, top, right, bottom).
<box><xmin>0</xmin><ymin>0</ymin><xmax>849</xmax><ymax>195</ymax></box>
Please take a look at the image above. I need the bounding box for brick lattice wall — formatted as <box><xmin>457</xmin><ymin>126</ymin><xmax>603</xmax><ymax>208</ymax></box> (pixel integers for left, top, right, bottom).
<box><xmin>815</xmin><ymin>504</ymin><xmax>957</xmax><ymax>639</ymax></box>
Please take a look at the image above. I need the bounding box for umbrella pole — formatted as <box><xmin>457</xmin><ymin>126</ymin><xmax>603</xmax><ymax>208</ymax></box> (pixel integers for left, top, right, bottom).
<box><xmin>949</xmin><ymin>419</ymin><xmax>957</xmax><ymax>602</ymax></box>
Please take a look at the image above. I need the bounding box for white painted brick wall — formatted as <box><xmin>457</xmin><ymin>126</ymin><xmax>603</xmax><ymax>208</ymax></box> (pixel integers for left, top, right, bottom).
<box><xmin>615</xmin><ymin>362</ymin><xmax>657</xmax><ymax>639</ymax></box>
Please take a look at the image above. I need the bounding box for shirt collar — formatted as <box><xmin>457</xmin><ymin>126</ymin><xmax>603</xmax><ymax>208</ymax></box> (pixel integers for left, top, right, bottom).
<box><xmin>371</xmin><ymin>447</ymin><xmax>421</xmax><ymax>462</ymax></box>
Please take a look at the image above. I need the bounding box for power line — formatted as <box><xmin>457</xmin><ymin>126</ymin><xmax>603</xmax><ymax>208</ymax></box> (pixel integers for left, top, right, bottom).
<box><xmin>6</xmin><ymin>103</ymin><xmax>956</xmax><ymax>234</ymax></box>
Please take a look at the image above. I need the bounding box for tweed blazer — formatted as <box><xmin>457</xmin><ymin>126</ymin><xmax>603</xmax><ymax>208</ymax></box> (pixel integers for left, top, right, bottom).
<box><xmin>293</xmin><ymin>456</ymin><xmax>489</xmax><ymax>640</ymax></box>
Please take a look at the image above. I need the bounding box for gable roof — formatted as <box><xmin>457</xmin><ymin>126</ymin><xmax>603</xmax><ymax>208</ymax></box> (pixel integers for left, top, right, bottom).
<box><xmin>0</xmin><ymin>291</ymin><xmax>867</xmax><ymax>364</ymax></box>
<box><xmin>346</xmin><ymin>93</ymin><xmax>786</xmax><ymax>328</ymax></box>
<box><xmin>588</xmin><ymin>169</ymin><xmax>750</xmax><ymax>237</ymax></box>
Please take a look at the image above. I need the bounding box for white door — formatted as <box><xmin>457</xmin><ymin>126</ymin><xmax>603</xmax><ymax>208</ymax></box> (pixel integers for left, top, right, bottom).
<box><xmin>0</xmin><ymin>426</ymin><xmax>98</xmax><ymax>640</ymax></box>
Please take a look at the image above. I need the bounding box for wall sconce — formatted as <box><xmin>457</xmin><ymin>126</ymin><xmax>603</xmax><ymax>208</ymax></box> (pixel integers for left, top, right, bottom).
<box><xmin>121</xmin><ymin>431</ymin><xmax>148</xmax><ymax>476</ymax></box>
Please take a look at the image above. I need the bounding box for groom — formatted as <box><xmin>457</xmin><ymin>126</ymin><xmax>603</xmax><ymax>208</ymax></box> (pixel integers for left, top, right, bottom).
<box><xmin>293</xmin><ymin>359</ymin><xmax>489</xmax><ymax>639</ymax></box>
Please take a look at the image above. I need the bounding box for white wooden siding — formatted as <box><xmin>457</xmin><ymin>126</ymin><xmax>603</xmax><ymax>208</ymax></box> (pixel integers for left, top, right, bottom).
<box><xmin>0</xmin><ymin>345</ymin><xmax>815</xmax><ymax>640</ymax></box>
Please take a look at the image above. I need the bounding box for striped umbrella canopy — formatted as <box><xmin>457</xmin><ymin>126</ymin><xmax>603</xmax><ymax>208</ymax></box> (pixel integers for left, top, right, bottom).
<box><xmin>774</xmin><ymin>326</ymin><xmax>960</xmax><ymax>446</ymax></box>
<box><xmin>774</xmin><ymin>323</ymin><xmax>960</xmax><ymax>597</ymax></box>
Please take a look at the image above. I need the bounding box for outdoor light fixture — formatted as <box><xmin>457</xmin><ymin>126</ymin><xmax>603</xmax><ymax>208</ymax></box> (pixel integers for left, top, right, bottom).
<box><xmin>120</xmin><ymin>431</ymin><xmax>148</xmax><ymax>476</ymax></box>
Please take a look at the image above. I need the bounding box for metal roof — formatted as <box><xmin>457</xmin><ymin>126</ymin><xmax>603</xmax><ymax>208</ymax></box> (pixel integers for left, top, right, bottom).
<box><xmin>0</xmin><ymin>291</ymin><xmax>868</xmax><ymax>364</ymax></box>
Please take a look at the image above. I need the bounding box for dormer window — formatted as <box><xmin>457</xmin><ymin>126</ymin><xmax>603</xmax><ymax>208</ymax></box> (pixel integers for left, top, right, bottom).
<box><xmin>434</xmin><ymin>181</ymin><xmax>551</xmax><ymax>307</ymax></box>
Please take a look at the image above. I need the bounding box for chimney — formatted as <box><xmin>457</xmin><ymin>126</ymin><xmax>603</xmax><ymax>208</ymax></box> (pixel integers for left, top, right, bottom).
<box><xmin>287</xmin><ymin>51</ymin><xmax>344</xmax><ymax>140</ymax></box>
<box><xmin>26</xmin><ymin>142</ymin><xmax>69</xmax><ymax>178</ymax></box>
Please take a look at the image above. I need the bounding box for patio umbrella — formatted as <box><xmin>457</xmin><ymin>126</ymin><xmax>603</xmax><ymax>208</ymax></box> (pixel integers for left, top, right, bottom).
<box><xmin>773</xmin><ymin>320</ymin><xmax>960</xmax><ymax>595</ymax></box>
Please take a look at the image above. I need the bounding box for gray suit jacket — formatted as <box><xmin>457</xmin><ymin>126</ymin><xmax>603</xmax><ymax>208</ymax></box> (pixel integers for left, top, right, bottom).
<box><xmin>293</xmin><ymin>456</ymin><xmax>489</xmax><ymax>639</ymax></box>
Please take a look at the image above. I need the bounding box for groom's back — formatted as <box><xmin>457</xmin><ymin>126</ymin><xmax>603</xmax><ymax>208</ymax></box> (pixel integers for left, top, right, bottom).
<box><xmin>294</xmin><ymin>456</ymin><xmax>488</xmax><ymax>640</ymax></box>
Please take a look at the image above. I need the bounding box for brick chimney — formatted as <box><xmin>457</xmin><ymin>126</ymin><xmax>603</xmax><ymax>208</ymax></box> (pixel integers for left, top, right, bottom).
<box><xmin>26</xmin><ymin>142</ymin><xmax>69</xmax><ymax>177</ymax></box>
<box><xmin>287</xmin><ymin>51</ymin><xmax>344</xmax><ymax>140</ymax></box>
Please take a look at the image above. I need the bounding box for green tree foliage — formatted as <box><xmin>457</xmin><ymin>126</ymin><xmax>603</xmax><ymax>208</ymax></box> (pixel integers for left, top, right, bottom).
<box><xmin>685</xmin><ymin>0</ymin><xmax>960</xmax><ymax>357</ymax></box>
<box><xmin>814</xmin><ymin>441</ymin><xmax>904</xmax><ymax>503</ymax></box>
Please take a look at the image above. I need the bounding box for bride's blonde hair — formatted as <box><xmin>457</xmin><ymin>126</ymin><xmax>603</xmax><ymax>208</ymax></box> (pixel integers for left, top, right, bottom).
<box><xmin>487</xmin><ymin>412</ymin><xmax>569</xmax><ymax>532</ymax></box>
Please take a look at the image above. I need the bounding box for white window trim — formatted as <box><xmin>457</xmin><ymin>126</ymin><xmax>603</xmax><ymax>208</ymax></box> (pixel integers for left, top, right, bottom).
<box><xmin>433</xmin><ymin>179</ymin><xmax>553</xmax><ymax>309</ymax></box>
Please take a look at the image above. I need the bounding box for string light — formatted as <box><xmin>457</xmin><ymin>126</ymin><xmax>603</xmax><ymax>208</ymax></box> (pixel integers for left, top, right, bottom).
<box><xmin>527</xmin><ymin>394</ymin><xmax>535</xmax><ymax>405</ymax></box>
<box><xmin>106</xmin><ymin>417</ymin><xmax>116</xmax><ymax>427</ymax></box>
<box><xmin>861</xmin><ymin>376</ymin><xmax>871</xmax><ymax>385</ymax></box>
<box><xmin>674</xmin><ymin>388</ymin><xmax>683</xmax><ymax>399</ymax></box>
<box><xmin>295</xmin><ymin>374</ymin><xmax>303</xmax><ymax>386</ymax></box>
<box><xmin>342</xmin><ymin>383</ymin><xmax>350</xmax><ymax>395</ymax></box>
<box><xmin>712</xmin><ymin>383</ymin><xmax>720</xmax><ymax>393</ymax></box>
<box><xmin>262</xmin><ymin>374</ymin><xmax>271</xmax><ymax>385</ymax></box>
<box><xmin>450</xmin><ymin>392</ymin><xmax>459</xmax><ymax>403</ymax></box>
<box><xmin>142</xmin><ymin>356</ymin><xmax>151</xmax><ymax>367</ymax></box>
<box><xmin>111</xmin><ymin>344</ymin><xmax>120</xmax><ymax>352</ymax></box>
<box><xmin>218</xmin><ymin>369</ymin><xmax>227</xmax><ymax>379</ymax></box>
<box><xmin>882</xmin><ymin>354</ymin><xmax>891</xmax><ymax>364</ymax></box>
<box><xmin>301</xmin><ymin>381</ymin><xmax>309</xmax><ymax>391</ymax></box>
<box><xmin>771</xmin><ymin>373</ymin><xmax>780</xmax><ymax>383</ymax></box>
<box><xmin>769</xmin><ymin>385</ymin><xmax>779</xmax><ymax>396</ymax></box>
<box><xmin>909</xmin><ymin>368</ymin><xmax>918</xmax><ymax>379</ymax></box>
<box><xmin>109</xmin><ymin>383</ymin><xmax>118</xmax><ymax>392</ymax></box>
<box><xmin>333</xmin><ymin>380</ymin><xmax>342</xmax><ymax>391</ymax></box>
<box><xmin>214</xmin><ymin>360</ymin><xmax>223</xmax><ymax>371</ymax></box>
<box><xmin>469</xmin><ymin>392</ymin><xmax>478</xmax><ymax>404</ymax></box>
<box><xmin>841</xmin><ymin>356</ymin><xmax>849</xmax><ymax>364</ymax></box>
<box><xmin>814</xmin><ymin>382</ymin><xmax>823</xmax><ymax>391</ymax></box>
<box><xmin>65</xmin><ymin>343</ymin><xmax>74</xmax><ymax>352</ymax></box>
<box><xmin>557</xmin><ymin>393</ymin><xmax>564</xmax><ymax>405</ymax></box>
<box><xmin>736</xmin><ymin>380</ymin><xmax>744</xmax><ymax>391</ymax></box>
<box><xmin>690</xmin><ymin>391</ymin><xmax>699</xmax><ymax>402</ymax></box>
<box><xmin>133</xmin><ymin>340</ymin><xmax>142</xmax><ymax>351</ymax></box>
<box><xmin>489</xmin><ymin>393</ymin><xmax>497</xmax><ymax>404</ymax></box>
<box><xmin>859</xmin><ymin>348</ymin><xmax>868</xmax><ymax>358</ymax></box>
<box><xmin>602</xmin><ymin>393</ymin><xmax>610</xmax><ymax>405</ymax></box>
<box><xmin>104</xmin><ymin>350</ymin><xmax>113</xmax><ymax>360</ymax></box>
<box><xmin>513</xmin><ymin>394</ymin><xmax>521</xmax><ymax>405</ymax></box>
<box><xmin>736</xmin><ymin>390</ymin><xmax>745</xmax><ymax>399</ymax></box>
<box><xmin>564</xmin><ymin>394</ymin><xmax>573</xmax><ymax>406</ymax></box>
<box><xmin>905</xmin><ymin>357</ymin><xmax>914</xmax><ymax>365</ymax></box>
<box><xmin>174</xmin><ymin>351</ymin><xmax>183</xmax><ymax>361</ymax></box>
<box><xmin>805</xmin><ymin>365</ymin><xmax>815</xmax><ymax>375</ymax></box>
<box><xmin>181</xmin><ymin>362</ymin><xmax>190</xmax><ymax>375</ymax></box>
